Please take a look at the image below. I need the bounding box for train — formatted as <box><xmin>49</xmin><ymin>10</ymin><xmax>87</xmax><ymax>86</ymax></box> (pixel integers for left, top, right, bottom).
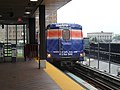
<box><xmin>46</xmin><ymin>23</ymin><xmax>84</xmax><ymax>66</ymax></box>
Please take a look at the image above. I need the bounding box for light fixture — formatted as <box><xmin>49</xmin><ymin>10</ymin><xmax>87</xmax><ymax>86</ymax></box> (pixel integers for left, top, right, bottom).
<box><xmin>25</xmin><ymin>11</ymin><xmax>31</xmax><ymax>14</ymax></box>
<box><xmin>30</xmin><ymin>0</ymin><xmax>38</xmax><ymax>1</ymax></box>
<box><xmin>0</xmin><ymin>15</ymin><xmax>2</xmax><ymax>17</ymax></box>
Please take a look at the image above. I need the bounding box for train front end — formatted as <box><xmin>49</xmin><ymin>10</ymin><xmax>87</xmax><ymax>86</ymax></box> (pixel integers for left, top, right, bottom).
<box><xmin>47</xmin><ymin>23</ymin><xmax>84</xmax><ymax>63</ymax></box>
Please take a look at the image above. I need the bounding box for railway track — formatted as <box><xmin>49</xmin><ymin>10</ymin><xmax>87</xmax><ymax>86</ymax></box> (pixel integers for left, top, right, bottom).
<box><xmin>65</xmin><ymin>63</ymin><xmax>120</xmax><ymax>90</ymax></box>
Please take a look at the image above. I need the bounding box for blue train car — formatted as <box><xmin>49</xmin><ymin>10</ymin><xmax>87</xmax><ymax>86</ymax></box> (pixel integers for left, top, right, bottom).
<box><xmin>46</xmin><ymin>23</ymin><xmax>84</xmax><ymax>66</ymax></box>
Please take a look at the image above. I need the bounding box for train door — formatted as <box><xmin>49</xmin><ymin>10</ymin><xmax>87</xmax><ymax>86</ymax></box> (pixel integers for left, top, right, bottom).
<box><xmin>59</xmin><ymin>29</ymin><xmax>72</xmax><ymax>57</ymax></box>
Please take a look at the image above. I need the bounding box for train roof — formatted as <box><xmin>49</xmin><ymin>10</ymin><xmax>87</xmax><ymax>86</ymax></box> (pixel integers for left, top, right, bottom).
<box><xmin>47</xmin><ymin>23</ymin><xmax>82</xmax><ymax>30</ymax></box>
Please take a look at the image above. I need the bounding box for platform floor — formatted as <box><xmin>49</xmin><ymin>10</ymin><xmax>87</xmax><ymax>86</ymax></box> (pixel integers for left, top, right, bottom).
<box><xmin>43</xmin><ymin>61</ymin><xmax>84</xmax><ymax>90</ymax></box>
<box><xmin>0</xmin><ymin>60</ymin><xmax>61</xmax><ymax>90</ymax></box>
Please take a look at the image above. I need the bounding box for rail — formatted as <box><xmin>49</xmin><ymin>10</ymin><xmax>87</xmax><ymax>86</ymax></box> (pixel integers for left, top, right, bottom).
<box><xmin>68</xmin><ymin>63</ymin><xmax>120</xmax><ymax>90</ymax></box>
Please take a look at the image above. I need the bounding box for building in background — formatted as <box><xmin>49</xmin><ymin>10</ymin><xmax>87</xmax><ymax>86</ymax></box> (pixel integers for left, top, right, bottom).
<box><xmin>87</xmin><ymin>31</ymin><xmax>113</xmax><ymax>43</ymax></box>
<box><xmin>35</xmin><ymin>10</ymin><xmax>57</xmax><ymax>43</ymax></box>
<box><xmin>0</xmin><ymin>11</ymin><xmax>57</xmax><ymax>44</ymax></box>
<box><xmin>0</xmin><ymin>25</ymin><xmax>5</xmax><ymax>43</ymax></box>
<box><xmin>0</xmin><ymin>25</ymin><xmax>24</xmax><ymax>44</ymax></box>
<box><xmin>46</xmin><ymin>12</ymin><xmax>57</xmax><ymax>26</ymax></box>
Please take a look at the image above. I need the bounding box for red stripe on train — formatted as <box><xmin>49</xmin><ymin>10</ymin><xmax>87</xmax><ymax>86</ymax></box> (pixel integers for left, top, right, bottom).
<box><xmin>47</xmin><ymin>30</ymin><xmax>62</xmax><ymax>38</ymax></box>
<box><xmin>70</xmin><ymin>31</ymin><xmax>83</xmax><ymax>38</ymax></box>
<box><xmin>47</xmin><ymin>30</ymin><xmax>83</xmax><ymax>38</ymax></box>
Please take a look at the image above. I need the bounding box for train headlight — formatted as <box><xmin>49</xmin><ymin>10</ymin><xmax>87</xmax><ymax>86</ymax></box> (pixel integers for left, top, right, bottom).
<box><xmin>47</xmin><ymin>54</ymin><xmax>51</xmax><ymax>58</ymax></box>
<box><xmin>80</xmin><ymin>53</ymin><xmax>84</xmax><ymax>57</ymax></box>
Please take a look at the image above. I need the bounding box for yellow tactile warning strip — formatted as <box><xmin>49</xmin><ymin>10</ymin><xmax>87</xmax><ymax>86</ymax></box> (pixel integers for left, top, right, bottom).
<box><xmin>35</xmin><ymin>59</ymin><xmax>84</xmax><ymax>90</ymax></box>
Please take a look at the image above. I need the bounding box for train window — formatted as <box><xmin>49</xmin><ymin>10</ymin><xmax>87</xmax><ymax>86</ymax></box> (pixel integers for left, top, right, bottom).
<box><xmin>62</xmin><ymin>29</ymin><xmax>70</xmax><ymax>40</ymax></box>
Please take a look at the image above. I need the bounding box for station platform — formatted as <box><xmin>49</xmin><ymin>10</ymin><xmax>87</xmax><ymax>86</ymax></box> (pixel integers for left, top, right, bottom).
<box><xmin>0</xmin><ymin>59</ymin><xmax>84</xmax><ymax>90</ymax></box>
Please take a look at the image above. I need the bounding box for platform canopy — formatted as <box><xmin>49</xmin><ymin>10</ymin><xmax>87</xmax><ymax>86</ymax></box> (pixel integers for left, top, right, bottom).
<box><xmin>0</xmin><ymin>0</ymin><xmax>71</xmax><ymax>24</ymax></box>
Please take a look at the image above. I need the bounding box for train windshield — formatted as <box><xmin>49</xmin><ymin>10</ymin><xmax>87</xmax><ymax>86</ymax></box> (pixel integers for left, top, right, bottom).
<box><xmin>62</xmin><ymin>29</ymin><xmax>70</xmax><ymax>40</ymax></box>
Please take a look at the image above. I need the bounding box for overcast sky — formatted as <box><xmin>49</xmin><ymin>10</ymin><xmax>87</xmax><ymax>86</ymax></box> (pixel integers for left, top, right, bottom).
<box><xmin>57</xmin><ymin>0</ymin><xmax>120</xmax><ymax>37</ymax></box>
